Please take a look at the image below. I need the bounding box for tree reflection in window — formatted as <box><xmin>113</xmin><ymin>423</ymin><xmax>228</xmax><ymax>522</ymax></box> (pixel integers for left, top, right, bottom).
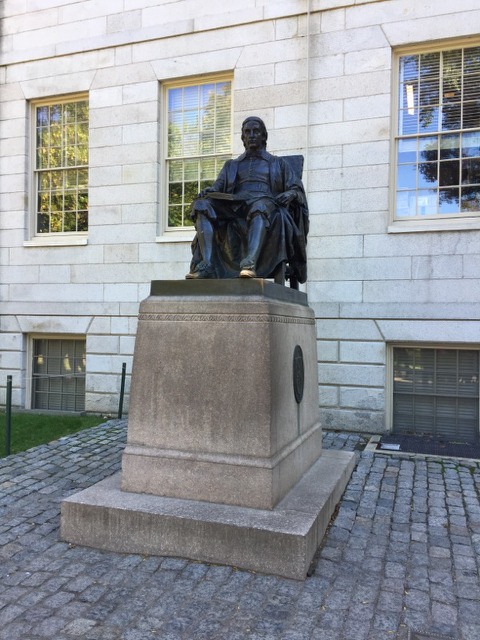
<box><xmin>396</xmin><ymin>46</ymin><xmax>480</xmax><ymax>218</ymax></box>
<box><xmin>35</xmin><ymin>99</ymin><xmax>88</xmax><ymax>234</ymax></box>
<box><xmin>166</xmin><ymin>79</ymin><xmax>232</xmax><ymax>228</ymax></box>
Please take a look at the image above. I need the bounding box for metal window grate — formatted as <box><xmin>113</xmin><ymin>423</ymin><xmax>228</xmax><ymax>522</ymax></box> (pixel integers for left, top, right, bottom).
<box><xmin>32</xmin><ymin>338</ymin><xmax>86</xmax><ymax>412</ymax></box>
<box><xmin>393</xmin><ymin>347</ymin><xmax>479</xmax><ymax>443</ymax></box>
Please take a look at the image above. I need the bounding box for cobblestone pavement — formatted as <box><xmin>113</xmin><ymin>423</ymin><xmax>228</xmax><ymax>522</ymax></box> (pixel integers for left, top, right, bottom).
<box><xmin>1</xmin><ymin>421</ymin><xmax>480</xmax><ymax>640</ymax></box>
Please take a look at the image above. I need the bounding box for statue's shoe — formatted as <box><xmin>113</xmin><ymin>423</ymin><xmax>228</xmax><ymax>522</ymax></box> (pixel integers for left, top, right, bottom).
<box><xmin>185</xmin><ymin>261</ymin><xmax>216</xmax><ymax>279</ymax></box>
<box><xmin>239</xmin><ymin>258</ymin><xmax>256</xmax><ymax>278</ymax></box>
<box><xmin>239</xmin><ymin>267</ymin><xmax>257</xmax><ymax>278</ymax></box>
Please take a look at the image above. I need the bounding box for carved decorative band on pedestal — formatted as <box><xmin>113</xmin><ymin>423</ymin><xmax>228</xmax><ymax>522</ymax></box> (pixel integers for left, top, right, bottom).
<box><xmin>138</xmin><ymin>312</ymin><xmax>315</xmax><ymax>325</ymax></box>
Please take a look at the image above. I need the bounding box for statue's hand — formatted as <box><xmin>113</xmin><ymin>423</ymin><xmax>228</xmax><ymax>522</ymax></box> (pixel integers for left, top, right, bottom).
<box><xmin>276</xmin><ymin>190</ymin><xmax>297</xmax><ymax>206</ymax></box>
<box><xmin>197</xmin><ymin>186</ymin><xmax>214</xmax><ymax>199</ymax></box>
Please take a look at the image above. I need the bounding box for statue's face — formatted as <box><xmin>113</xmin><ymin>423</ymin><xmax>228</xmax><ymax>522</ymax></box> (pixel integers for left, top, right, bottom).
<box><xmin>241</xmin><ymin>120</ymin><xmax>266</xmax><ymax>152</ymax></box>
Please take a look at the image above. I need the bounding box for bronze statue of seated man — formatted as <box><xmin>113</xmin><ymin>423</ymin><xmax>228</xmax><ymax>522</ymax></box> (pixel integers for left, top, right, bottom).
<box><xmin>186</xmin><ymin>116</ymin><xmax>309</xmax><ymax>285</ymax></box>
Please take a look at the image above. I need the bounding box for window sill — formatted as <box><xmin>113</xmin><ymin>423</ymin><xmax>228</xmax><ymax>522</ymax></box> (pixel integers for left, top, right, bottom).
<box><xmin>156</xmin><ymin>230</ymin><xmax>195</xmax><ymax>243</ymax></box>
<box><xmin>24</xmin><ymin>234</ymin><xmax>88</xmax><ymax>247</ymax></box>
<box><xmin>388</xmin><ymin>217</ymin><xmax>480</xmax><ymax>233</ymax></box>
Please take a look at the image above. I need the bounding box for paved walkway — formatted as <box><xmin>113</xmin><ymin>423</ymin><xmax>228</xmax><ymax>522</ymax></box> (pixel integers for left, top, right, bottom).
<box><xmin>0</xmin><ymin>422</ymin><xmax>479</xmax><ymax>640</ymax></box>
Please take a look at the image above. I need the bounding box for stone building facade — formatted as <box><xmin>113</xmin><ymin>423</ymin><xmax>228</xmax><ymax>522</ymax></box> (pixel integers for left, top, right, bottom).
<box><xmin>1</xmin><ymin>0</ymin><xmax>480</xmax><ymax>441</ymax></box>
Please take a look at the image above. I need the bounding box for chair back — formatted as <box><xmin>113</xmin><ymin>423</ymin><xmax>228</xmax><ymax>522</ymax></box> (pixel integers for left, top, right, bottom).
<box><xmin>282</xmin><ymin>155</ymin><xmax>304</xmax><ymax>180</ymax></box>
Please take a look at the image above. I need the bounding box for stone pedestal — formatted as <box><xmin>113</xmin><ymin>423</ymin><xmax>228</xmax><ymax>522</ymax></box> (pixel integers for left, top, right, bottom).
<box><xmin>122</xmin><ymin>279</ymin><xmax>322</xmax><ymax>510</ymax></box>
<box><xmin>61</xmin><ymin>280</ymin><xmax>356</xmax><ymax>579</ymax></box>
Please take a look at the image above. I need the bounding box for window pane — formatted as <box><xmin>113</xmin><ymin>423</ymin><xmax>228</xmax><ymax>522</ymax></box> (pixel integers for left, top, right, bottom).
<box><xmin>462</xmin><ymin>131</ymin><xmax>480</xmax><ymax>157</ymax></box>
<box><xmin>442</xmin><ymin>103</ymin><xmax>461</xmax><ymax>130</ymax></box>
<box><xmin>413</xmin><ymin>349</ymin><xmax>435</xmax><ymax>394</ymax></box>
<box><xmin>183</xmin><ymin>85</ymin><xmax>199</xmax><ymax>110</ymax></box>
<box><xmin>76</xmin><ymin>101</ymin><xmax>89</xmax><ymax>121</ymax></box>
<box><xmin>400</xmin><ymin>80</ymin><xmax>417</xmax><ymax>110</ymax></box>
<box><xmin>464</xmin><ymin>46</ymin><xmax>480</xmax><ymax>73</ymax></box>
<box><xmin>396</xmin><ymin>190</ymin><xmax>417</xmax><ymax>217</ymax></box>
<box><xmin>439</xmin><ymin>188</ymin><xmax>459</xmax><ymax>213</ymax></box>
<box><xmin>183</xmin><ymin>133</ymin><xmax>199</xmax><ymax>156</ymax></box>
<box><xmin>168</xmin><ymin>132</ymin><xmax>182</xmax><ymax>157</ymax></box>
<box><xmin>76</xmin><ymin>144</ymin><xmax>88</xmax><ymax>165</ymax></box>
<box><xmin>419</xmin><ymin>136</ymin><xmax>438</xmax><ymax>161</ymax></box>
<box><xmin>419</xmin><ymin>106</ymin><xmax>439</xmax><ymax>132</ymax></box>
<box><xmin>459</xmin><ymin>351</ymin><xmax>480</xmax><ymax>396</ymax></box>
<box><xmin>393</xmin><ymin>394</ymin><xmax>414</xmax><ymax>433</ymax></box>
<box><xmin>184</xmin><ymin>159</ymin><xmax>198</xmax><ymax>181</ymax></box>
<box><xmin>49</xmin><ymin>146</ymin><xmax>62</xmax><ymax>168</ymax></box>
<box><xmin>78</xmin><ymin>190</ymin><xmax>87</xmax><ymax>210</ymax></box>
<box><xmin>461</xmin><ymin>186</ymin><xmax>480</xmax><ymax>211</ymax></box>
<box><xmin>36</xmin><ymin>105</ymin><xmax>49</xmax><ymax>126</ymax></box>
<box><xmin>420</xmin><ymin>52</ymin><xmax>440</xmax><ymax>78</ymax></box>
<box><xmin>169</xmin><ymin>159</ymin><xmax>183</xmax><ymax>182</ymax></box>
<box><xmin>436</xmin><ymin>350</ymin><xmax>458</xmax><ymax>394</ymax></box>
<box><xmin>50</xmin><ymin>212</ymin><xmax>63</xmax><ymax>232</ymax></box>
<box><xmin>463</xmin><ymin>74</ymin><xmax>480</xmax><ymax>102</ymax></box>
<box><xmin>200</xmin><ymin>157</ymin><xmax>216</xmax><ymax>180</ymax></box>
<box><xmin>417</xmin><ymin>189</ymin><xmax>437</xmax><ymax>215</ymax></box>
<box><xmin>440</xmin><ymin>134</ymin><xmax>460</xmax><ymax>159</ymax></box>
<box><xmin>166</xmin><ymin>79</ymin><xmax>231</xmax><ymax>228</ymax></box>
<box><xmin>400</xmin><ymin>55</ymin><xmax>419</xmax><ymax>82</ymax></box>
<box><xmin>77</xmin><ymin>211</ymin><xmax>88</xmax><ymax>231</ymax></box>
<box><xmin>419</xmin><ymin>79</ymin><xmax>439</xmax><ymax>106</ymax></box>
<box><xmin>201</xmin><ymin>129</ymin><xmax>214</xmax><ymax>154</ymax></box>
<box><xmin>168</xmin><ymin>88</ymin><xmax>182</xmax><ymax>111</ymax></box>
<box><xmin>399</xmin><ymin>108</ymin><xmax>418</xmax><ymax>135</ymax></box>
<box><xmin>65</xmin><ymin>169</ymin><xmax>77</xmax><ymax>188</ymax></box>
<box><xmin>439</xmin><ymin>160</ymin><xmax>459</xmax><ymax>186</ymax></box>
<box><xmin>169</xmin><ymin>182</ymin><xmax>182</xmax><ymax>204</ymax></box>
<box><xmin>168</xmin><ymin>205</ymin><xmax>183</xmax><ymax>227</ymax></box>
<box><xmin>64</xmin><ymin>211</ymin><xmax>77</xmax><ymax>231</ymax></box>
<box><xmin>462</xmin><ymin>158</ymin><xmax>480</xmax><ymax>184</ymax></box>
<box><xmin>463</xmin><ymin>101</ymin><xmax>480</xmax><ymax>129</ymax></box>
<box><xmin>418</xmin><ymin>163</ymin><xmax>438</xmax><ymax>187</ymax></box>
<box><xmin>32</xmin><ymin>338</ymin><xmax>86</xmax><ymax>411</ymax></box>
<box><xmin>414</xmin><ymin>396</ymin><xmax>435</xmax><ymax>434</ymax></box>
<box><xmin>397</xmin><ymin>163</ymin><xmax>417</xmax><ymax>189</ymax></box>
<box><xmin>200</xmin><ymin>83</ymin><xmax>215</xmax><ymax>108</ymax></box>
<box><xmin>443</xmin><ymin>49</ymin><xmax>462</xmax><ymax>75</ymax></box>
<box><xmin>443</xmin><ymin>76</ymin><xmax>461</xmax><ymax>103</ymax></box>
<box><xmin>396</xmin><ymin>45</ymin><xmax>480</xmax><ymax>220</ymax></box>
<box><xmin>37</xmin><ymin>213</ymin><xmax>49</xmax><ymax>233</ymax></box>
<box><xmin>34</xmin><ymin>98</ymin><xmax>88</xmax><ymax>234</ymax></box>
<box><xmin>184</xmin><ymin>181</ymin><xmax>198</xmax><ymax>205</ymax></box>
<box><xmin>393</xmin><ymin>347</ymin><xmax>480</xmax><ymax>442</ymax></box>
<box><xmin>398</xmin><ymin>139</ymin><xmax>417</xmax><ymax>163</ymax></box>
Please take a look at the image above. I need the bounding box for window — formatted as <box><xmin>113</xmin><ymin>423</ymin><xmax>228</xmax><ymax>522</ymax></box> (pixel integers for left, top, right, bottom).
<box><xmin>32</xmin><ymin>338</ymin><xmax>86</xmax><ymax>411</ymax></box>
<box><xmin>34</xmin><ymin>97</ymin><xmax>89</xmax><ymax>235</ymax></box>
<box><xmin>393</xmin><ymin>346</ymin><xmax>479</xmax><ymax>443</ymax></box>
<box><xmin>165</xmin><ymin>76</ymin><xmax>232</xmax><ymax>229</ymax></box>
<box><xmin>394</xmin><ymin>45</ymin><xmax>480</xmax><ymax>222</ymax></box>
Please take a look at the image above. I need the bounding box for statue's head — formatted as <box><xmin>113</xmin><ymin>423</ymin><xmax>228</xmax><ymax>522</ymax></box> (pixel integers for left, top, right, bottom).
<box><xmin>241</xmin><ymin>116</ymin><xmax>268</xmax><ymax>151</ymax></box>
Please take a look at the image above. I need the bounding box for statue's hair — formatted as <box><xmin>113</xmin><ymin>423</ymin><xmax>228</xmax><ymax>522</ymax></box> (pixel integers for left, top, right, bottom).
<box><xmin>241</xmin><ymin>116</ymin><xmax>268</xmax><ymax>142</ymax></box>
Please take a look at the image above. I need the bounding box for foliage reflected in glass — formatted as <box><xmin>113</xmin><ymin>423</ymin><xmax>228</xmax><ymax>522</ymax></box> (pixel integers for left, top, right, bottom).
<box><xmin>166</xmin><ymin>80</ymin><xmax>231</xmax><ymax>228</ymax></box>
<box><xmin>35</xmin><ymin>99</ymin><xmax>89</xmax><ymax>233</ymax></box>
<box><xmin>396</xmin><ymin>46</ymin><xmax>480</xmax><ymax>219</ymax></box>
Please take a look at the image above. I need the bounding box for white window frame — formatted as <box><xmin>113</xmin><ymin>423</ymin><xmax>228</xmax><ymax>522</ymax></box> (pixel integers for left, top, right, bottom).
<box><xmin>27</xmin><ymin>93</ymin><xmax>89</xmax><ymax>247</ymax></box>
<box><xmin>389</xmin><ymin>40</ymin><xmax>480</xmax><ymax>233</ymax></box>
<box><xmin>157</xmin><ymin>73</ymin><xmax>233</xmax><ymax>242</ymax></box>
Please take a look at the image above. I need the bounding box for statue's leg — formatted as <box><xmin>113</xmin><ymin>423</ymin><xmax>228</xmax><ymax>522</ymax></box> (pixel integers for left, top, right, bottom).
<box><xmin>196</xmin><ymin>214</ymin><xmax>214</xmax><ymax>265</ymax></box>
<box><xmin>185</xmin><ymin>212</ymin><xmax>217</xmax><ymax>279</ymax></box>
<box><xmin>239</xmin><ymin>213</ymin><xmax>267</xmax><ymax>278</ymax></box>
